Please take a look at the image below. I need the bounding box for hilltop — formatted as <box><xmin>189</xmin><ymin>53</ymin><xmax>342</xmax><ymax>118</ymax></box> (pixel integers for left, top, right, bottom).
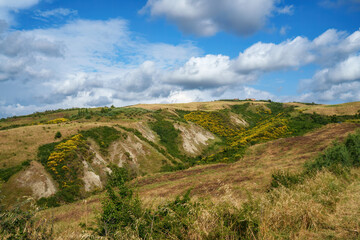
<box><xmin>0</xmin><ymin>100</ymin><xmax>360</xmax><ymax>239</ymax></box>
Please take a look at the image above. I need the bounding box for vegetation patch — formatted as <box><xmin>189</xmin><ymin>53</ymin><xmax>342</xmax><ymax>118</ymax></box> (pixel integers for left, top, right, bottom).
<box><xmin>0</xmin><ymin>160</ymin><xmax>31</xmax><ymax>182</ymax></box>
<box><xmin>37</xmin><ymin>134</ymin><xmax>91</xmax><ymax>206</ymax></box>
<box><xmin>46</xmin><ymin>118</ymin><xmax>69</xmax><ymax>125</ymax></box>
<box><xmin>150</xmin><ymin>116</ymin><xmax>181</xmax><ymax>157</ymax></box>
<box><xmin>80</xmin><ymin>126</ymin><xmax>123</xmax><ymax>155</ymax></box>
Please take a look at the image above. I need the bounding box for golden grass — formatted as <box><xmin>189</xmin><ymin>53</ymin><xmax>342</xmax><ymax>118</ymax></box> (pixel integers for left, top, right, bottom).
<box><xmin>288</xmin><ymin>101</ymin><xmax>360</xmax><ymax>116</ymax></box>
<box><xmin>0</xmin><ymin>122</ymin><xmax>115</xmax><ymax>169</ymax></box>
<box><xmin>130</xmin><ymin>100</ymin><xmax>267</xmax><ymax>111</ymax></box>
<box><xmin>36</xmin><ymin>194</ymin><xmax>103</xmax><ymax>240</ymax></box>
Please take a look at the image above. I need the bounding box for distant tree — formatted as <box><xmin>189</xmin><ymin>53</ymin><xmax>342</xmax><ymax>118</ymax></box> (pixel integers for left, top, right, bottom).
<box><xmin>54</xmin><ymin>131</ymin><xmax>62</xmax><ymax>139</ymax></box>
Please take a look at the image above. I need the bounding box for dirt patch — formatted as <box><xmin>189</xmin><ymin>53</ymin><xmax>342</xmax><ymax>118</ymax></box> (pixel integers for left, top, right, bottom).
<box><xmin>108</xmin><ymin>132</ymin><xmax>168</xmax><ymax>174</ymax></box>
<box><xmin>15</xmin><ymin>161</ymin><xmax>57</xmax><ymax>199</ymax></box>
<box><xmin>229</xmin><ymin>113</ymin><xmax>248</xmax><ymax>127</ymax></box>
<box><xmin>174</xmin><ymin>122</ymin><xmax>215</xmax><ymax>155</ymax></box>
<box><xmin>82</xmin><ymin>161</ymin><xmax>103</xmax><ymax>192</ymax></box>
<box><xmin>135</xmin><ymin>122</ymin><xmax>157</xmax><ymax>142</ymax></box>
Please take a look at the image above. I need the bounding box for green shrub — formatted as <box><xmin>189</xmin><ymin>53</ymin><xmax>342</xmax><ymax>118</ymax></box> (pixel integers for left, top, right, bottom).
<box><xmin>344</xmin><ymin>131</ymin><xmax>360</xmax><ymax>167</ymax></box>
<box><xmin>150</xmin><ymin>116</ymin><xmax>181</xmax><ymax>158</ymax></box>
<box><xmin>81</xmin><ymin>126</ymin><xmax>121</xmax><ymax>155</ymax></box>
<box><xmin>0</xmin><ymin>160</ymin><xmax>31</xmax><ymax>182</ymax></box>
<box><xmin>54</xmin><ymin>131</ymin><xmax>62</xmax><ymax>139</ymax></box>
<box><xmin>305</xmin><ymin>142</ymin><xmax>352</xmax><ymax>175</ymax></box>
<box><xmin>107</xmin><ymin>165</ymin><xmax>130</xmax><ymax>188</ymax></box>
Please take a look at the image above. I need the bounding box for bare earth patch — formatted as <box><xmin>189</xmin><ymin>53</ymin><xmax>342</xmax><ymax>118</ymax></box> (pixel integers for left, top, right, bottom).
<box><xmin>174</xmin><ymin>122</ymin><xmax>215</xmax><ymax>155</ymax></box>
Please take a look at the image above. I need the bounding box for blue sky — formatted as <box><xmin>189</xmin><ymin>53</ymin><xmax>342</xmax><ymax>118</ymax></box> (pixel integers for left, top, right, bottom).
<box><xmin>0</xmin><ymin>0</ymin><xmax>360</xmax><ymax>117</ymax></box>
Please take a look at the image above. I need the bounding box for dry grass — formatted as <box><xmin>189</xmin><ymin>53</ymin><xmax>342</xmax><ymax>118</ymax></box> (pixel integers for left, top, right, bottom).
<box><xmin>287</xmin><ymin>101</ymin><xmax>360</xmax><ymax>116</ymax></box>
<box><xmin>130</xmin><ymin>101</ymin><xmax>267</xmax><ymax>111</ymax></box>
<box><xmin>0</xmin><ymin>122</ymin><xmax>115</xmax><ymax>169</ymax></box>
<box><xmin>36</xmin><ymin>194</ymin><xmax>103</xmax><ymax>240</ymax></box>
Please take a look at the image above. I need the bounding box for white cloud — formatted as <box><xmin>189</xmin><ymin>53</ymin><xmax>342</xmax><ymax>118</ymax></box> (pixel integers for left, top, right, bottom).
<box><xmin>34</xmin><ymin>8</ymin><xmax>78</xmax><ymax>20</ymax></box>
<box><xmin>0</xmin><ymin>0</ymin><xmax>40</xmax><ymax>9</ymax></box>
<box><xmin>234</xmin><ymin>37</ymin><xmax>314</xmax><ymax>73</ymax></box>
<box><xmin>276</xmin><ymin>5</ymin><xmax>294</xmax><ymax>15</ymax></box>
<box><xmin>0</xmin><ymin>0</ymin><xmax>41</xmax><ymax>23</ymax></box>
<box><xmin>300</xmin><ymin>55</ymin><xmax>360</xmax><ymax>93</ymax></box>
<box><xmin>280</xmin><ymin>26</ymin><xmax>290</xmax><ymax>35</ymax></box>
<box><xmin>166</xmin><ymin>54</ymin><xmax>257</xmax><ymax>89</ymax></box>
<box><xmin>140</xmin><ymin>0</ymin><xmax>291</xmax><ymax>36</ymax></box>
<box><xmin>1</xmin><ymin>20</ymin><xmax>360</xmax><ymax>117</ymax></box>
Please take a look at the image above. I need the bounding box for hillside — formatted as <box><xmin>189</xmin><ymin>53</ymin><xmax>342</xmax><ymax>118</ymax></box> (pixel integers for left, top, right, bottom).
<box><xmin>0</xmin><ymin>100</ymin><xmax>360</xmax><ymax>239</ymax></box>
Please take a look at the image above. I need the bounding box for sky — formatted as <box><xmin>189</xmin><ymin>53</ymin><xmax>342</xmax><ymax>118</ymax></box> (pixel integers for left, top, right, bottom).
<box><xmin>0</xmin><ymin>0</ymin><xmax>360</xmax><ymax>117</ymax></box>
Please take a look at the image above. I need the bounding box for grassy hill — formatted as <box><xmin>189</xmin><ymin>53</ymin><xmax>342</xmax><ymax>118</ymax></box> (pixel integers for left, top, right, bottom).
<box><xmin>0</xmin><ymin>100</ymin><xmax>360</xmax><ymax>239</ymax></box>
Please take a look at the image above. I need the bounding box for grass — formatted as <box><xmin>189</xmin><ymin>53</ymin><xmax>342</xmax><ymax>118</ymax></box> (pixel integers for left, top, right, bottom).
<box><xmin>0</xmin><ymin>160</ymin><xmax>31</xmax><ymax>182</ymax></box>
<box><xmin>0</xmin><ymin>122</ymin><xmax>114</xmax><ymax>169</ymax></box>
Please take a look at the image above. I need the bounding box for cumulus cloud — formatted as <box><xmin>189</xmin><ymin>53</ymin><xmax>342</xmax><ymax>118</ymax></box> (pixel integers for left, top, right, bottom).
<box><xmin>234</xmin><ymin>37</ymin><xmax>314</xmax><ymax>73</ymax></box>
<box><xmin>140</xmin><ymin>0</ymin><xmax>291</xmax><ymax>36</ymax></box>
<box><xmin>1</xmin><ymin>18</ymin><xmax>360</xmax><ymax>117</ymax></box>
<box><xmin>166</xmin><ymin>54</ymin><xmax>257</xmax><ymax>89</ymax></box>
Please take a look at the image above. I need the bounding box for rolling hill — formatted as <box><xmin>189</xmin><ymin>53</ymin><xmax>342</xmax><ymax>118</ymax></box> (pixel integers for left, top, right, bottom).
<box><xmin>1</xmin><ymin>100</ymin><xmax>360</xmax><ymax>239</ymax></box>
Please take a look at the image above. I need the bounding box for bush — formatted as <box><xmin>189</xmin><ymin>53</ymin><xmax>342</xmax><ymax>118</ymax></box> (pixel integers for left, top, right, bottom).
<box><xmin>344</xmin><ymin>131</ymin><xmax>360</xmax><ymax>167</ymax></box>
<box><xmin>305</xmin><ymin>141</ymin><xmax>352</xmax><ymax>175</ymax></box>
<box><xmin>150</xmin><ymin>115</ymin><xmax>181</xmax><ymax>158</ymax></box>
<box><xmin>54</xmin><ymin>131</ymin><xmax>62</xmax><ymax>139</ymax></box>
<box><xmin>81</xmin><ymin>126</ymin><xmax>121</xmax><ymax>155</ymax></box>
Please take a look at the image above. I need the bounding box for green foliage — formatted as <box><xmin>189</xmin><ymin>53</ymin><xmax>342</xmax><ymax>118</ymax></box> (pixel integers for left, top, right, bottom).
<box><xmin>0</xmin><ymin>160</ymin><xmax>31</xmax><ymax>182</ymax></box>
<box><xmin>91</xmin><ymin>175</ymin><xmax>262</xmax><ymax>239</ymax></box>
<box><xmin>305</xmin><ymin>131</ymin><xmax>360</xmax><ymax>174</ymax></box>
<box><xmin>106</xmin><ymin>165</ymin><xmax>131</xmax><ymax>188</ymax></box>
<box><xmin>230</xmin><ymin>103</ymin><xmax>272</xmax><ymax>127</ymax></box>
<box><xmin>270</xmin><ymin>171</ymin><xmax>305</xmax><ymax>189</ymax></box>
<box><xmin>344</xmin><ymin>131</ymin><xmax>360</xmax><ymax>167</ymax></box>
<box><xmin>305</xmin><ymin>142</ymin><xmax>352</xmax><ymax>175</ymax></box>
<box><xmin>54</xmin><ymin>131</ymin><xmax>62</xmax><ymax>139</ymax></box>
<box><xmin>81</xmin><ymin>126</ymin><xmax>121</xmax><ymax>155</ymax></box>
<box><xmin>37</xmin><ymin>135</ymin><xmax>91</xmax><ymax>207</ymax></box>
<box><xmin>0</xmin><ymin>199</ymin><xmax>53</xmax><ymax>239</ymax></box>
<box><xmin>150</xmin><ymin>115</ymin><xmax>181</xmax><ymax>158</ymax></box>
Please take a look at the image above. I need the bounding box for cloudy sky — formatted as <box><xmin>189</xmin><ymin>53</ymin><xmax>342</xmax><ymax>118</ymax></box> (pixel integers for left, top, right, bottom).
<box><xmin>0</xmin><ymin>0</ymin><xmax>360</xmax><ymax>117</ymax></box>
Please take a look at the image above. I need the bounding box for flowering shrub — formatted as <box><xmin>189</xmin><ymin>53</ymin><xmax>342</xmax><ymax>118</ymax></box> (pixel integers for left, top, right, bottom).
<box><xmin>46</xmin><ymin>134</ymin><xmax>87</xmax><ymax>189</ymax></box>
<box><xmin>37</xmin><ymin>134</ymin><xmax>92</xmax><ymax>206</ymax></box>
<box><xmin>46</xmin><ymin>118</ymin><xmax>69</xmax><ymax>124</ymax></box>
<box><xmin>184</xmin><ymin>111</ymin><xmax>243</xmax><ymax>141</ymax></box>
